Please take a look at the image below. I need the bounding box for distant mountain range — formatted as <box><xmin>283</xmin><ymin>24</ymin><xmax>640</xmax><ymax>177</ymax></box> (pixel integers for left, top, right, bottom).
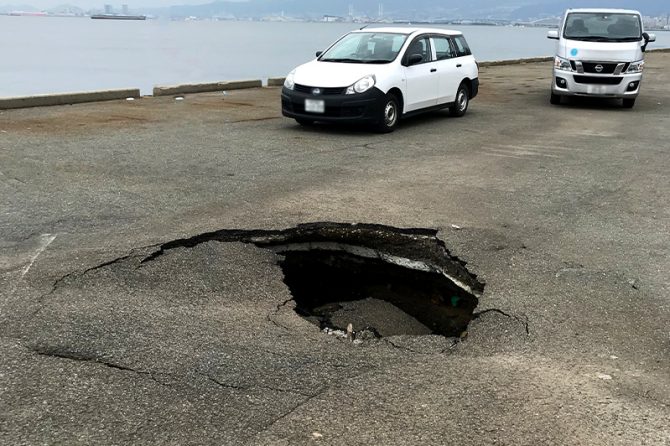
<box><xmin>152</xmin><ymin>0</ymin><xmax>670</xmax><ymax>20</ymax></box>
<box><xmin>2</xmin><ymin>0</ymin><xmax>668</xmax><ymax>19</ymax></box>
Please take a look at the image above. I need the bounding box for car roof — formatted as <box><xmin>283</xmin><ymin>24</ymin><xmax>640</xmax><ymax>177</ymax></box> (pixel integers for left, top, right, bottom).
<box><xmin>566</xmin><ymin>8</ymin><xmax>641</xmax><ymax>15</ymax></box>
<box><xmin>352</xmin><ymin>27</ymin><xmax>463</xmax><ymax>36</ymax></box>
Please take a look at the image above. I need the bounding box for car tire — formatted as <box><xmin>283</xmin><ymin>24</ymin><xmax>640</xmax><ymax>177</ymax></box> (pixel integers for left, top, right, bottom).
<box><xmin>550</xmin><ymin>93</ymin><xmax>561</xmax><ymax>105</ymax></box>
<box><xmin>622</xmin><ymin>98</ymin><xmax>636</xmax><ymax>109</ymax></box>
<box><xmin>449</xmin><ymin>83</ymin><xmax>470</xmax><ymax>117</ymax></box>
<box><xmin>374</xmin><ymin>93</ymin><xmax>400</xmax><ymax>133</ymax></box>
<box><xmin>295</xmin><ymin>118</ymin><xmax>315</xmax><ymax>126</ymax></box>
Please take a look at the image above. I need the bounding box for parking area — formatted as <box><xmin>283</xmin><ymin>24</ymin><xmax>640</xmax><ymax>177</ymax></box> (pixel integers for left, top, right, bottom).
<box><xmin>1</xmin><ymin>53</ymin><xmax>669</xmax><ymax>445</ymax></box>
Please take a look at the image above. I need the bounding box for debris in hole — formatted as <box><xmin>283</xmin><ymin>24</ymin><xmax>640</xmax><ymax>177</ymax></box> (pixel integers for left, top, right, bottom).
<box><xmin>141</xmin><ymin>222</ymin><xmax>485</xmax><ymax>339</ymax></box>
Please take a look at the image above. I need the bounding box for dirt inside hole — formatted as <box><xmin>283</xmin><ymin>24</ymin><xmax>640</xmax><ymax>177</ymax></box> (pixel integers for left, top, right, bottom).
<box><xmin>276</xmin><ymin>248</ymin><xmax>479</xmax><ymax>338</ymax></box>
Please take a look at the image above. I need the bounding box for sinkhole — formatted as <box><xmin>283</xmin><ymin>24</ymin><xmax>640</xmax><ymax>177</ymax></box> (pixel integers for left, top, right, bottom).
<box><xmin>145</xmin><ymin>222</ymin><xmax>485</xmax><ymax>339</ymax></box>
<box><xmin>276</xmin><ymin>248</ymin><xmax>478</xmax><ymax>337</ymax></box>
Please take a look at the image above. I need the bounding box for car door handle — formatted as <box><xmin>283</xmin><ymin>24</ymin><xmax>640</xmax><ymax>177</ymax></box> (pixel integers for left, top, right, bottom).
<box><xmin>456</xmin><ymin>64</ymin><xmax>462</xmax><ymax>68</ymax></box>
<box><xmin>430</xmin><ymin>68</ymin><xmax>437</xmax><ymax>72</ymax></box>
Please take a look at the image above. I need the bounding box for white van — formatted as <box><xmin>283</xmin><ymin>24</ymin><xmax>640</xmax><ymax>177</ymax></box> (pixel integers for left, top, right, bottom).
<box><xmin>281</xmin><ymin>27</ymin><xmax>479</xmax><ymax>132</ymax></box>
<box><xmin>547</xmin><ymin>9</ymin><xmax>655</xmax><ymax>108</ymax></box>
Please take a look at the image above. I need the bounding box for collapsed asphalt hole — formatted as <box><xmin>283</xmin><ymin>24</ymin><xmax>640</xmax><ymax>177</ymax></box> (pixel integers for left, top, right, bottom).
<box><xmin>143</xmin><ymin>222</ymin><xmax>485</xmax><ymax>339</ymax></box>
<box><xmin>274</xmin><ymin>247</ymin><xmax>479</xmax><ymax>337</ymax></box>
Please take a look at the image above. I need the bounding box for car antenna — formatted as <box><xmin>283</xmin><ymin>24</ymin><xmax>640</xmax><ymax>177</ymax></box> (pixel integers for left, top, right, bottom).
<box><xmin>359</xmin><ymin>24</ymin><xmax>369</xmax><ymax>30</ymax></box>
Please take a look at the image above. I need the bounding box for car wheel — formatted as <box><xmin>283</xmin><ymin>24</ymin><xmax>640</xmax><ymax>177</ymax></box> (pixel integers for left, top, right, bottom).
<box><xmin>449</xmin><ymin>83</ymin><xmax>470</xmax><ymax>117</ymax></box>
<box><xmin>374</xmin><ymin>94</ymin><xmax>400</xmax><ymax>133</ymax></box>
<box><xmin>295</xmin><ymin>118</ymin><xmax>315</xmax><ymax>126</ymax></box>
<box><xmin>622</xmin><ymin>98</ymin><xmax>636</xmax><ymax>109</ymax></box>
<box><xmin>550</xmin><ymin>93</ymin><xmax>561</xmax><ymax>105</ymax></box>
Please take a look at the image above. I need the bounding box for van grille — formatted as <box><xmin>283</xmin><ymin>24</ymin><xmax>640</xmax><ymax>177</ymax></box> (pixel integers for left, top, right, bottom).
<box><xmin>573</xmin><ymin>76</ymin><xmax>623</xmax><ymax>85</ymax></box>
<box><xmin>582</xmin><ymin>62</ymin><xmax>619</xmax><ymax>74</ymax></box>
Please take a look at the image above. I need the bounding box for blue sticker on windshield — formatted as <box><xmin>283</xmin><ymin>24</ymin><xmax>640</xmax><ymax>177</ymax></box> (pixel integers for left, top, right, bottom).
<box><xmin>571</xmin><ymin>48</ymin><xmax>579</xmax><ymax>57</ymax></box>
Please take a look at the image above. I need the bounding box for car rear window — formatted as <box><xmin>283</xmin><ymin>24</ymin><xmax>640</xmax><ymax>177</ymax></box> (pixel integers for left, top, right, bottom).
<box><xmin>452</xmin><ymin>36</ymin><xmax>472</xmax><ymax>57</ymax></box>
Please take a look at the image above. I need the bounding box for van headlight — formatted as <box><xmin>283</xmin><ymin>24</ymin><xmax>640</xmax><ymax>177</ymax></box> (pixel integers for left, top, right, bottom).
<box><xmin>627</xmin><ymin>60</ymin><xmax>644</xmax><ymax>73</ymax></box>
<box><xmin>346</xmin><ymin>75</ymin><xmax>376</xmax><ymax>94</ymax></box>
<box><xmin>554</xmin><ymin>56</ymin><xmax>573</xmax><ymax>72</ymax></box>
<box><xmin>284</xmin><ymin>70</ymin><xmax>296</xmax><ymax>90</ymax></box>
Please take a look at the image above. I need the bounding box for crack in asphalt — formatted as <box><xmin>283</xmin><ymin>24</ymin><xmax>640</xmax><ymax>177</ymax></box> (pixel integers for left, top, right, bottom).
<box><xmin>199</xmin><ymin>372</ymin><xmax>316</xmax><ymax>398</ymax></box>
<box><xmin>29</xmin><ymin>345</ymin><xmax>171</xmax><ymax>387</ymax></box>
<box><xmin>30</xmin><ymin>245</ymin><xmax>161</xmax><ymax>317</ymax></box>
<box><xmin>266</xmin><ymin>297</ymin><xmax>294</xmax><ymax>331</ymax></box>
<box><xmin>383</xmin><ymin>337</ymin><xmax>461</xmax><ymax>355</ymax></box>
<box><xmin>473</xmin><ymin>308</ymin><xmax>531</xmax><ymax>336</ymax></box>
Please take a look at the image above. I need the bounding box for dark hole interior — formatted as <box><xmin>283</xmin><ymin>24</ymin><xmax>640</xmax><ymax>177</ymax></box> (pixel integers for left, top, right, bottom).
<box><xmin>277</xmin><ymin>249</ymin><xmax>479</xmax><ymax>338</ymax></box>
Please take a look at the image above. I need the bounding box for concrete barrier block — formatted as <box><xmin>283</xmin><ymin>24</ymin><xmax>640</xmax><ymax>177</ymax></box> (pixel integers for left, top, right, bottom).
<box><xmin>152</xmin><ymin>79</ymin><xmax>263</xmax><ymax>96</ymax></box>
<box><xmin>267</xmin><ymin>77</ymin><xmax>286</xmax><ymax>87</ymax></box>
<box><xmin>0</xmin><ymin>89</ymin><xmax>141</xmax><ymax>110</ymax></box>
<box><xmin>479</xmin><ymin>57</ymin><xmax>553</xmax><ymax>68</ymax></box>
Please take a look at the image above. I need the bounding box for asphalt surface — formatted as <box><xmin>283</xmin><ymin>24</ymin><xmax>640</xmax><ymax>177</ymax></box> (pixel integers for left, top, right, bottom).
<box><xmin>1</xmin><ymin>53</ymin><xmax>669</xmax><ymax>445</ymax></box>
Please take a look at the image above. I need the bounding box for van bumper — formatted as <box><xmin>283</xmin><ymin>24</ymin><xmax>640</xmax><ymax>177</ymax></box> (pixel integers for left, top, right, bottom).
<box><xmin>281</xmin><ymin>86</ymin><xmax>387</xmax><ymax>123</ymax></box>
<box><xmin>551</xmin><ymin>70</ymin><xmax>643</xmax><ymax>98</ymax></box>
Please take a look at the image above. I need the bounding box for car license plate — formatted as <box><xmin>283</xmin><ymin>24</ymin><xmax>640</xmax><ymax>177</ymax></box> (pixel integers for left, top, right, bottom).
<box><xmin>305</xmin><ymin>99</ymin><xmax>325</xmax><ymax>114</ymax></box>
<box><xmin>586</xmin><ymin>85</ymin><xmax>607</xmax><ymax>95</ymax></box>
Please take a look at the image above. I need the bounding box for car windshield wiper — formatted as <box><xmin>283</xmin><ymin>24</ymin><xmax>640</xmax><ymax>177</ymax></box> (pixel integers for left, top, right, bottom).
<box><xmin>610</xmin><ymin>37</ymin><xmax>641</xmax><ymax>42</ymax></box>
<box><xmin>569</xmin><ymin>36</ymin><xmax>610</xmax><ymax>42</ymax></box>
<box><xmin>320</xmin><ymin>58</ymin><xmax>363</xmax><ymax>63</ymax></box>
<box><xmin>362</xmin><ymin>59</ymin><xmax>393</xmax><ymax>64</ymax></box>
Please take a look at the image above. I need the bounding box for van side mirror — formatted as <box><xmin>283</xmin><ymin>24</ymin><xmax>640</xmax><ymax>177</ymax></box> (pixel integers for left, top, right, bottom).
<box><xmin>547</xmin><ymin>30</ymin><xmax>559</xmax><ymax>40</ymax></box>
<box><xmin>405</xmin><ymin>54</ymin><xmax>423</xmax><ymax>66</ymax></box>
<box><xmin>316</xmin><ymin>51</ymin><xmax>323</xmax><ymax>58</ymax></box>
<box><xmin>641</xmin><ymin>33</ymin><xmax>655</xmax><ymax>52</ymax></box>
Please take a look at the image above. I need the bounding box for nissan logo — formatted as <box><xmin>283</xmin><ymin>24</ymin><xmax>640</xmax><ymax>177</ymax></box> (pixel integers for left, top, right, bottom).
<box><xmin>312</xmin><ymin>88</ymin><xmax>321</xmax><ymax>95</ymax></box>
<box><xmin>595</xmin><ymin>64</ymin><xmax>604</xmax><ymax>73</ymax></box>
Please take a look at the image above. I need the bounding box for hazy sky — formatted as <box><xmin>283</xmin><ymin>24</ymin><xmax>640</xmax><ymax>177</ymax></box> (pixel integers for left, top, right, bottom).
<box><xmin>2</xmin><ymin>0</ymin><xmax>243</xmax><ymax>8</ymax></box>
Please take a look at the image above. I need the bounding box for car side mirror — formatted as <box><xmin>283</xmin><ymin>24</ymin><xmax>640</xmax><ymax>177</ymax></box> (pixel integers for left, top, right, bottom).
<box><xmin>641</xmin><ymin>33</ymin><xmax>655</xmax><ymax>52</ymax></box>
<box><xmin>316</xmin><ymin>51</ymin><xmax>323</xmax><ymax>58</ymax></box>
<box><xmin>547</xmin><ymin>30</ymin><xmax>559</xmax><ymax>40</ymax></box>
<box><xmin>405</xmin><ymin>54</ymin><xmax>423</xmax><ymax>66</ymax></box>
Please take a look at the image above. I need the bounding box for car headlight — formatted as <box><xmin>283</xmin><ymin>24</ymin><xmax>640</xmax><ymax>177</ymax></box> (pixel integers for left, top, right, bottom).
<box><xmin>284</xmin><ymin>70</ymin><xmax>296</xmax><ymax>90</ymax></box>
<box><xmin>346</xmin><ymin>75</ymin><xmax>376</xmax><ymax>95</ymax></box>
<box><xmin>554</xmin><ymin>56</ymin><xmax>573</xmax><ymax>72</ymax></box>
<box><xmin>627</xmin><ymin>60</ymin><xmax>644</xmax><ymax>73</ymax></box>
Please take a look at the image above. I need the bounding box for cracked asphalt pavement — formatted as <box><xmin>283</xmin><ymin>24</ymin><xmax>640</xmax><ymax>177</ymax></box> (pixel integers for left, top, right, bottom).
<box><xmin>2</xmin><ymin>53</ymin><xmax>670</xmax><ymax>445</ymax></box>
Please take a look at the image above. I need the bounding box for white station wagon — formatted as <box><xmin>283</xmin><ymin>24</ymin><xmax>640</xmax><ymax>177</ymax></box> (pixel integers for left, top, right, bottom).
<box><xmin>281</xmin><ymin>27</ymin><xmax>479</xmax><ymax>132</ymax></box>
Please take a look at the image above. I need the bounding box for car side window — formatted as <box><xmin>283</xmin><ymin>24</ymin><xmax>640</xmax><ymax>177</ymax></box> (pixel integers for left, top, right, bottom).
<box><xmin>432</xmin><ymin>36</ymin><xmax>455</xmax><ymax>60</ymax></box>
<box><xmin>451</xmin><ymin>36</ymin><xmax>472</xmax><ymax>57</ymax></box>
<box><xmin>404</xmin><ymin>36</ymin><xmax>432</xmax><ymax>64</ymax></box>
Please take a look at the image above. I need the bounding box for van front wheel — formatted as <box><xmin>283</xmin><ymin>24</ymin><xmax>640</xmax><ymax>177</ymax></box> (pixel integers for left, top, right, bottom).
<box><xmin>550</xmin><ymin>93</ymin><xmax>561</xmax><ymax>105</ymax></box>
<box><xmin>622</xmin><ymin>98</ymin><xmax>636</xmax><ymax>109</ymax></box>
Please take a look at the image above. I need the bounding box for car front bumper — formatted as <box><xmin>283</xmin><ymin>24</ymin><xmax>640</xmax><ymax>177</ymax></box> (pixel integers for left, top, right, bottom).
<box><xmin>552</xmin><ymin>70</ymin><xmax>642</xmax><ymax>98</ymax></box>
<box><xmin>281</xmin><ymin>86</ymin><xmax>387</xmax><ymax>123</ymax></box>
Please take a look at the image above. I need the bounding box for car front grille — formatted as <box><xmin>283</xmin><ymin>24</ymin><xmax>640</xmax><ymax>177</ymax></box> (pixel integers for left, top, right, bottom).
<box><xmin>582</xmin><ymin>62</ymin><xmax>619</xmax><ymax>74</ymax></box>
<box><xmin>573</xmin><ymin>76</ymin><xmax>623</xmax><ymax>85</ymax></box>
<box><xmin>569</xmin><ymin>61</ymin><xmax>631</xmax><ymax>75</ymax></box>
<box><xmin>294</xmin><ymin>84</ymin><xmax>347</xmax><ymax>95</ymax></box>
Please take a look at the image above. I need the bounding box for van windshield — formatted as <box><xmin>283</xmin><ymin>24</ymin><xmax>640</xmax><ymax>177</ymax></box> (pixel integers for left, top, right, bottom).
<box><xmin>564</xmin><ymin>13</ymin><xmax>642</xmax><ymax>42</ymax></box>
<box><xmin>319</xmin><ymin>32</ymin><xmax>408</xmax><ymax>64</ymax></box>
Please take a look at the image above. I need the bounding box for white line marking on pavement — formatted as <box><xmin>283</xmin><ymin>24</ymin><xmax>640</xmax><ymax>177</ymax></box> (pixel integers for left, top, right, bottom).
<box><xmin>20</xmin><ymin>234</ymin><xmax>57</xmax><ymax>279</ymax></box>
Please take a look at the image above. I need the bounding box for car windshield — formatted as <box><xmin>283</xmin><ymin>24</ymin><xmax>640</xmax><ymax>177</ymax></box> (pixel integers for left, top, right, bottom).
<box><xmin>564</xmin><ymin>12</ymin><xmax>642</xmax><ymax>42</ymax></box>
<box><xmin>319</xmin><ymin>32</ymin><xmax>408</xmax><ymax>64</ymax></box>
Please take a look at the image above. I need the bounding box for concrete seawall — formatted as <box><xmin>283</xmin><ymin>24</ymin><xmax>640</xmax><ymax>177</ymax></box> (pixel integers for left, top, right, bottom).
<box><xmin>3</xmin><ymin>48</ymin><xmax>669</xmax><ymax>110</ymax></box>
<box><xmin>153</xmin><ymin>79</ymin><xmax>262</xmax><ymax>97</ymax></box>
<box><xmin>0</xmin><ymin>88</ymin><xmax>141</xmax><ymax>110</ymax></box>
